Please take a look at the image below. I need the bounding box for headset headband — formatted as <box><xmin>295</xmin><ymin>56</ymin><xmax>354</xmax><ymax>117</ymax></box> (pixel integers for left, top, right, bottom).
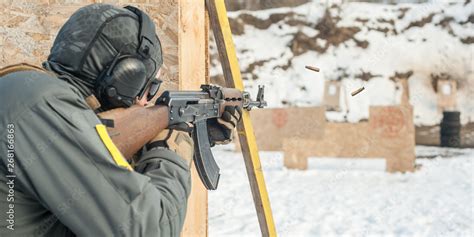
<box><xmin>123</xmin><ymin>5</ymin><xmax>162</xmax><ymax>99</ymax></box>
<box><xmin>124</xmin><ymin>5</ymin><xmax>156</xmax><ymax>59</ymax></box>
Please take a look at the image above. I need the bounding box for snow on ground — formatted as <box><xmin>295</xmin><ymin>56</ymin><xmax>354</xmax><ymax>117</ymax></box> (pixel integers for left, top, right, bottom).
<box><xmin>209</xmin><ymin>145</ymin><xmax>473</xmax><ymax>236</ymax></box>
<box><xmin>212</xmin><ymin>1</ymin><xmax>474</xmax><ymax>125</ymax></box>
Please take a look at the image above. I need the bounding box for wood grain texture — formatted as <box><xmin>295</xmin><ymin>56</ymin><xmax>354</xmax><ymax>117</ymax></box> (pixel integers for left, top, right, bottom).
<box><xmin>0</xmin><ymin>0</ymin><xmax>180</xmax><ymax>89</ymax></box>
<box><xmin>0</xmin><ymin>1</ymin><xmax>208</xmax><ymax>235</ymax></box>
<box><xmin>178</xmin><ymin>1</ymin><xmax>208</xmax><ymax>237</ymax></box>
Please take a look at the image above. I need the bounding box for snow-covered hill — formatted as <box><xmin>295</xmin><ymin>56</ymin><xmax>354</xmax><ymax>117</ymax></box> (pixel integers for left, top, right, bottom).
<box><xmin>211</xmin><ymin>1</ymin><xmax>474</xmax><ymax>125</ymax></box>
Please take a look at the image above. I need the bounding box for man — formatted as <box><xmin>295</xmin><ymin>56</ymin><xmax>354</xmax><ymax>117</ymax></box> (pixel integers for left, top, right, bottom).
<box><xmin>0</xmin><ymin>4</ymin><xmax>240</xmax><ymax>236</ymax></box>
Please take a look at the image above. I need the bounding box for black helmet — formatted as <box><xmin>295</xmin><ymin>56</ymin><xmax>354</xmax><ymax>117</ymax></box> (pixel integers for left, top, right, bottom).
<box><xmin>45</xmin><ymin>4</ymin><xmax>163</xmax><ymax>109</ymax></box>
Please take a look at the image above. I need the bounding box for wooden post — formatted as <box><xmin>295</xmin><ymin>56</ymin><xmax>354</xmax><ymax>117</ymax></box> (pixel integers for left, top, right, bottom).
<box><xmin>178</xmin><ymin>1</ymin><xmax>208</xmax><ymax>236</ymax></box>
<box><xmin>207</xmin><ymin>1</ymin><xmax>277</xmax><ymax>236</ymax></box>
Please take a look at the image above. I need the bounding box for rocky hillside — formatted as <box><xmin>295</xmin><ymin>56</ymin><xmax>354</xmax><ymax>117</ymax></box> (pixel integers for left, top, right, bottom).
<box><xmin>211</xmin><ymin>1</ymin><xmax>473</xmax><ymax>126</ymax></box>
<box><xmin>224</xmin><ymin>0</ymin><xmax>310</xmax><ymax>11</ymax></box>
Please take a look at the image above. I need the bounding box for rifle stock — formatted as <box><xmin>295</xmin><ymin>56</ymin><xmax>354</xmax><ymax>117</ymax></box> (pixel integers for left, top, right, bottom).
<box><xmin>98</xmin><ymin>105</ymin><xmax>169</xmax><ymax>160</ymax></box>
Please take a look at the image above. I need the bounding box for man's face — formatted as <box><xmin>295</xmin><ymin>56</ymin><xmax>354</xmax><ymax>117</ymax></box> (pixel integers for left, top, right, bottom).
<box><xmin>135</xmin><ymin>68</ymin><xmax>162</xmax><ymax>107</ymax></box>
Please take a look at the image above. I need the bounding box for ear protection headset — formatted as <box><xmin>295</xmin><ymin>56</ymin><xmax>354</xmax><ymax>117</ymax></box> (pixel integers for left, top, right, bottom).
<box><xmin>96</xmin><ymin>5</ymin><xmax>162</xmax><ymax>109</ymax></box>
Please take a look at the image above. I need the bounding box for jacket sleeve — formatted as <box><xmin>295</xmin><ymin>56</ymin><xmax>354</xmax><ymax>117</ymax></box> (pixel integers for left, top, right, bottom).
<box><xmin>13</xmin><ymin>91</ymin><xmax>191</xmax><ymax>236</ymax></box>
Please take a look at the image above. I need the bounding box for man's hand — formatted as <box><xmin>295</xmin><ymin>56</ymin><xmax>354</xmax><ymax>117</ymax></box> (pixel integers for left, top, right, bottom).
<box><xmin>147</xmin><ymin>129</ymin><xmax>194</xmax><ymax>167</ymax></box>
<box><xmin>207</xmin><ymin>106</ymin><xmax>242</xmax><ymax>147</ymax></box>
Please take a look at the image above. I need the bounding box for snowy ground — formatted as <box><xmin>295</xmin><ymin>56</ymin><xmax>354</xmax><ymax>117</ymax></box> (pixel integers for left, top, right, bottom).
<box><xmin>208</xmin><ymin>145</ymin><xmax>473</xmax><ymax>236</ymax></box>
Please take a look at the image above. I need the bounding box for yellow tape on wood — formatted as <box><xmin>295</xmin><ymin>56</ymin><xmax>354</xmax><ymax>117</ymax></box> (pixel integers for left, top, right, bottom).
<box><xmin>207</xmin><ymin>0</ymin><xmax>277</xmax><ymax>236</ymax></box>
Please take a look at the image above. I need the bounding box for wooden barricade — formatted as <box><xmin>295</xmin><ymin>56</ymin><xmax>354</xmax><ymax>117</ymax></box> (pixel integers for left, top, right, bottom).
<box><xmin>0</xmin><ymin>1</ymin><xmax>208</xmax><ymax>235</ymax></box>
<box><xmin>249</xmin><ymin>81</ymin><xmax>415</xmax><ymax>172</ymax></box>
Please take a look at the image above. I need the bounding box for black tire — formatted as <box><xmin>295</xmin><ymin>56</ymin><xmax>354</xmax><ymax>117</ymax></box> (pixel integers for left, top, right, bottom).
<box><xmin>440</xmin><ymin>124</ymin><xmax>461</xmax><ymax>132</ymax></box>
<box><xmin>440</xmin><ymin>122</ymin><xmax>462</xmax><ymax>129</ymax></box>
<box><xmin>442</xmin><ymin>118</ymin><xmax>461</xmax><ymax>123</ymax></box>
<box><xmin>441</xmin><ymin>128</ymin><xmax>460</xmax><ymax>135</ymax></box>
<box><xmin>441</xmin><ymin>136</ymin><xmax>461</xmax><ymax>147</ymax></box>
<box><xmin>440</xmin><ymin>111</ymin><xmax>461</xmax><ymax>147</ymax></box>
<box><xmin>440</xmin><ymin>127</ymin><xmax>461</xmax><ymax>134</ymax></box>
<box><xmin>442</xmin><ymin>111</ymin><xmax>460</xmax><ymax>121</ymax></box>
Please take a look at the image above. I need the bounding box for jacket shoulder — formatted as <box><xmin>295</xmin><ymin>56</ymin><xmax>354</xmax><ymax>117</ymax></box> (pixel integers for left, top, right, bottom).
<box><xmin>1</xmin><ymin>70</ymin><xmax>77</xmax><ymax>97</ymax></box>
<box><xmin>0</xmin><ymin>70</ymin><xmax>84</xmax><ymax>120</ymax></box>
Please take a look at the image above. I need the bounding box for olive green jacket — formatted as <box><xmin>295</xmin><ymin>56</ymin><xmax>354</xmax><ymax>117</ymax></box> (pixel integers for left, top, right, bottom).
<box><xmin>0</xmin><ymin>69</ymin><xmax>191</xmax><ymax>236</ymax></box>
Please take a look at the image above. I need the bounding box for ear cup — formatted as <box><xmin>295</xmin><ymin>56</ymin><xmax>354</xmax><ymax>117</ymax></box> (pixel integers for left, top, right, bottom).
<box><xmin>111</xmin><ymin>58</ymin><xmax>147</xmax><ymax>98</ymax></box>
<box><xmin>99</xmin><ymin>57</ymin><xmax>148</xmax><ymax>109</ymax></box>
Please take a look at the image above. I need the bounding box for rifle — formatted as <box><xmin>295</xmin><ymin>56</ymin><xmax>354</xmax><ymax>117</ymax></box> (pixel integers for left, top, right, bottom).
<box><xmin>100</xmin><ymin>84</ymin><xmax>267</xmax><ymax>190</ymax></box>
<box><xmin>155</xmin><ymin>84</ymin><xmax>267</xmax><ymax>190</ymax></box>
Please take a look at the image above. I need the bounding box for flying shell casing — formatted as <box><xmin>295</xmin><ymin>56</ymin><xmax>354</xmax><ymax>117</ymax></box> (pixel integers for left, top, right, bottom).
<box><xmin>305</xmin><ymin>65</ymin><xmax>320</xmax><ymax>72</ymax></box>
<box><xmin>351</xmin><ymin>87</ymin><xmax>365</xmax><ymax>96</ymax></box>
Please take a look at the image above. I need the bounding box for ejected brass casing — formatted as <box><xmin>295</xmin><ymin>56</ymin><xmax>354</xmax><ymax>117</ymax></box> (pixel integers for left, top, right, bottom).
<box><xmin>351</xmin><ymin>87</ymin><xmax>365</xmax><ymax>96</ymax></box>
<box><xmin>305</xmin><ymin>65</ymin><xmax>320</xmax><ymax>72</ymax></box>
